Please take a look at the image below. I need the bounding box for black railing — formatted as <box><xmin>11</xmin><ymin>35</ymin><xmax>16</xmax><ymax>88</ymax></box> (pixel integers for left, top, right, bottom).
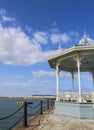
<box><xmin>0</xmin><ymin>105</ymin><xmax>24</xmax><ymax>130</ymax></box>
<box><xmin>0</xmin><ymin>99</ymin><xmax>55</xmax><ymax>130</ymax></box>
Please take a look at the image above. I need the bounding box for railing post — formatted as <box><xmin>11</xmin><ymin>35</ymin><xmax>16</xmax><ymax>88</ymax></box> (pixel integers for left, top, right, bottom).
<box><xmin>51</xmin><ymin>99</ymin><xmax>53</xmax><ymax>106</ymax></box>
<box><xmin>53</xmin><ymin>99</ymin><xmax>54</xmax><ymax>106</ymax></box>
<box><xmin>47</xmin><ymin>99</ymin><xmax>49</xmax><ymax>109</ymax></box>
<box><xmin>23</xmin><ymin>102</ymin><xmax>27</xmax><ymax>127</ymax></box>
<box><xmin>40</xmin><ymin>100</ymin><xmax>43</xmax><ymax>115</ymax></box>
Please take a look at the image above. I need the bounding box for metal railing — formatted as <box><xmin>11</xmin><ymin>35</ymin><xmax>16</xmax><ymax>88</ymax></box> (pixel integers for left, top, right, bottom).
<box><xmin>0</xmin><ymin>99</ymin><xmax>55</xmax><ymax>130</ymax></box>
<box><xmin>0</xmin><ymin>105</ymin><xmax>24</xmax><ymax>130</ymax></box>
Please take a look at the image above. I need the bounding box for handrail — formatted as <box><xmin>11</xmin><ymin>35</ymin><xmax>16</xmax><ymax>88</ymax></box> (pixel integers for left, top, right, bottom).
<box><xmin>27</xmin><ymin>108</ymin><xmax>41</xmax><ymax>117</ymax></box>
<box><xmin>0</xmin><ymin>99</ymin><xmax>55</xmax><ymax>129</ymax></box>
<box><xmin>0</xmin><ymin>105</ymin><xmax>24</xmax><ymax>120</ymax></box>
<box><xmin>27</xmin><ymin>101</ymin><xmax>41</xmax><ymax>109</ymax></box>
<box><xmin>7</xmin><ymin>116</ymin><xmax>23</xmax><ymax>130</ymax></box>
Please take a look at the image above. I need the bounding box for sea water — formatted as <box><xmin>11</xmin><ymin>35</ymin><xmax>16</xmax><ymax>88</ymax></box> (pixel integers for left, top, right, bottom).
<box><xmin>0</xmin><ymin>97</ymin><xmax>48</xmax><ymax>130</ymax></box>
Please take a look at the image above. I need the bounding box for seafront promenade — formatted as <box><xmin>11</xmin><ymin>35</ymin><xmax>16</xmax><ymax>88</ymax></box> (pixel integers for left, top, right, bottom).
<box><xmin>14</xmin><ymin>109</ymin><xmax>94</xmax><ymax>130</ymax></box>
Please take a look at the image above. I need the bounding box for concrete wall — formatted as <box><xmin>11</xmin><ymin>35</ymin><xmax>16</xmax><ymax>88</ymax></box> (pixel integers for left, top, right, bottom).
<box><xmin>54</xmin><ymin>101</ymin><xmax>94</xmax><ymax>119</ymax></box>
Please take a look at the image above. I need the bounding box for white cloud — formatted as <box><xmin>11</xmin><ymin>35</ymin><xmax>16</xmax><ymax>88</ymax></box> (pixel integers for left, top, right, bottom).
<box><xmin>0</xmin><ymin>23</ymin><xmax>56</xmax><ymax>66</ymax></box>
<box><xmin>25</xmin><ymin>26</ymin><xmax>32</xmax><ymax>32</ymax></box>
<box><xmin>28</xmin><ymin>79</ymin><xmax>38</xmax><ymax>82</ymax></box>
<box><xmin>15</xmin><ymin>75</ymin><xmax>23</xmax><ymax>79</ymax></box>
<box><xmin>31</xmin><ymin>70</ymin><xmax>93</xmax><ymax>86</ymax></box>
<box><xmin>50</xmin><ymin>34</ymin><xmax>60</xmax><ymax>43</ymax></box>
<box><xmin>31</xmin><ymin>70</ymin><xmax>92</xmax><ymax>82</ymax></box>
<box><xmin>0</xmin><ymin>24</ymin><xmax>46</xmax><ymax>65</ymax></box>
<box><xmin>69</xmin><ymin>31</ymin><xmax>79</xmax><ymax>37</ymax></box>
<box><xmin>51</xmin><ymin>22</ymin><xmax>57</xmax><ymax>27</ymax></box>
<box><xmin>0</xmin><ymin>82</ymin><xmax>31</xmax><ymax>88</ymax></box>
<box><xmin>81</xmin><ymin>73</ymin><xmax>92</xmax><ymax>81</ymax></box>
<box><xmin>61</xmin><ymin>33</ymin><xmax>72</xmax><ymax>43</ymax></box>
<box><xmin>0</xmin><ymin>8</ymin><xmax>6</xmax><ymax>16</ymax></box>
<box><xmin>43</xmin><ymin>50</ymin><xmax>56</xmax><ymax>58</ymax></box>
<box><xmin>32</xmin><ymin>70</ymin><xmax>55</xmax><ymax>77</ymax></box>
<box><xmin>43</xmin><ymin>80</ymin><xmax>51</xmax><ymax>83</ymax></box>
<box><xmin>0</xmin><ymin>24</ymin><xmax>79</xmax><ymax>66</ymax></box>
<box><xmin>0</xmin><ymin>81</ymin><xmax>56</xmax><ymax>96</ymax></box>
<box><xmin>50</xmin><ymin>33</ymin><xmax>72</xmax><ymax>44</ymax></box>
<box><xmin>31</xmin><ymin>70</ymin><xmax>71</xmax><ymax>78</ymax></box>
<box><xmin>2</xmin><ymin>16</ymin><xmax>16</xmax><ymax>22</ymax></box>
<box><xmin>33</xmin><ymin>31</ymin><xmax>48</xmax><ymax>44</ymax></box>
<box><xmin>0</xmin><ymin>8</ymin><xmax>79</xmax><ymax>66</ymax></box>
<box><xmin>50</xmin><ymin>28</ymin><xmax>60</xmax><ymax>33</ymax></box>
<box><xmin>0</xmin><ymin>8</ymin><xmax>16</xmax><ymax>23</ymax></box>
<box><xmin>28</xmin><ymin>77</ymin><xmax>51</xmax><ymax>84</ymax></box>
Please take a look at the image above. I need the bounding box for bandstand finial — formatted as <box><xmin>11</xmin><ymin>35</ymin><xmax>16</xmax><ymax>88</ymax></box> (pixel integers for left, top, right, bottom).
<box><xmin>84</xmin><ymin>30</ymin><xmax>86</xmax><ymax>37</ymax></box>
<box><xmin>78</xmin><ymin>31</ymin><xmax>94</xmax><ymax>45</ymax></box>
<box><xmin>57</xmin><ymin>43</ymin><xmax>64</xmax><ymax>52</ymax></box>
<box><xmin>58</xmin><ymin>43</ymin><xmax>62</xmax><ymax>50</ymax></box>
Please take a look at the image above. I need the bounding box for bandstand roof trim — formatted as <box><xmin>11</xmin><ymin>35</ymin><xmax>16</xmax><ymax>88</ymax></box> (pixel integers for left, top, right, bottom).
<box><xmin>47</xmin><ymin>45</ymin><xmax>94</xmax><ymax>72</ymax></box>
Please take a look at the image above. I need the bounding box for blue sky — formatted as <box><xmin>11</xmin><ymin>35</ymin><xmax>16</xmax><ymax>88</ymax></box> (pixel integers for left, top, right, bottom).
<box><xmin>0</xmin><ymin>0</ymin><xmax>94</xmax><ymax>96</ymax></box>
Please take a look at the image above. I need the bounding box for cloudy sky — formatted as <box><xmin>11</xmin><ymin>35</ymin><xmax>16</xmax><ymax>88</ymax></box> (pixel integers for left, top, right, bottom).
<box><xmin>0</xmin><ymin>0</ymin><xmax>94</xmax><ymax>96</ymax></box>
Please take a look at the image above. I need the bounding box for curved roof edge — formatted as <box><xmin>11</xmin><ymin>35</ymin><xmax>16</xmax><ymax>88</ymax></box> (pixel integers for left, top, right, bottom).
<box><xmin>47</xmin><ymin>45</ymin><xmax>94</xmax><ymax>60</ymax></box>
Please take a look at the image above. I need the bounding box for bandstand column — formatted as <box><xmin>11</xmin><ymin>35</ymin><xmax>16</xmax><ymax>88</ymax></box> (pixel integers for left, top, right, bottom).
<box><xmin>56</xmin><ymin>62</ymin><xmax>60</xmax><ymax>101</ymax></box>
<box><xmin>71</xmin><ymin>71</ymin><xmax>74</xmax><ymax>92</ymax></box>
<box><xmin>77</xmin><ymin>54</ymin><xmax>82</xmax><ymax>102</ymax></box>
<box><xmin>91</xmin><ymin>71</ymin><xmax>94</xmax><ymax>89</ymax></box>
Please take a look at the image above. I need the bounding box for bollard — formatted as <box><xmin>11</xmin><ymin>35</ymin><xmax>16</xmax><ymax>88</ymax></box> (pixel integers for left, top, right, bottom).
<box><xmin>51</xmin><ymin>99</ymin><xmax>53</xmax><ymax>106</ymax></box>
<box><xmin>40</xmin><ymin>100</ymin><xmax>43</xmax><ymax>115</ymax></box>
<box><xmin>47</xmin><ymin>99</ymin><xmax>49</xmax><ymax>109</ymax></box>
<box><xmin>16</xmin><ymin>101</ymin><xmax>27</xmax><ymax>127</ymax></box>
<box><xmin>23</xmin><ymin>102</ymin><xmax>33</xmax><ymax>127</ymax></box>
<box><xmin>17</xmin><ymin>101</ymin><xmax>33</xmax><ymax>127</ymax></box>
<box><xmin>23</xmin><ymin>102</ymin><xmax>27</xmax><ymax>127</ymax></box>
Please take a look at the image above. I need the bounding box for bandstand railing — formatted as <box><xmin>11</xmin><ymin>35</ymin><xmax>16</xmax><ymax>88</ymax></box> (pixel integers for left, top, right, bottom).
<box><xmin>59</xmin><ymin>92</ymin><xmax>94</xmax><ymax>102</ymax></box>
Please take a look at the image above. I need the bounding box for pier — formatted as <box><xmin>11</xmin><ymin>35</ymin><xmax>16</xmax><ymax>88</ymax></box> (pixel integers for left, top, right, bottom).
<box><xmin>0</xmin><ymin>95</ymin><xmax>56</xmax><ymax>99</ymax></box>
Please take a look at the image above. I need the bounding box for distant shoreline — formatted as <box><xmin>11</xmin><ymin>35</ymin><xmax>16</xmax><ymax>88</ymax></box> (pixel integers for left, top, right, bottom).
<box><xmin>0</xmin><ymin>95</ymin><xmax>56</xmax><ymax>99</ymax></box>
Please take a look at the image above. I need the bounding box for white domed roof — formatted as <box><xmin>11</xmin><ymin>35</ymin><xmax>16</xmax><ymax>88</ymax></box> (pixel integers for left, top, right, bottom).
<box><xmin>78</xmin><ymin>32</ymin><xmax>94</xmax><ymax>45</ymax></box>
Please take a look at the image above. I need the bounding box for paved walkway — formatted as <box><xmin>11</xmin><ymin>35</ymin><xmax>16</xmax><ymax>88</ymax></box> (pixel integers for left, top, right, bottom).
<box><xmin>38</xmin><ymin>114</ymin><xmax>94</xmax><ymax>130</ymax></box>
<box><xmin>15</xmin><ymin>110</ymin><xmax>94</xmax><ymax>130</ymax></box>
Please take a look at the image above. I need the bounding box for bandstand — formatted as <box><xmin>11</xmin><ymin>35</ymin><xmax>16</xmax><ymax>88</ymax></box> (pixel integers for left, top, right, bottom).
<box><xmin>47</xmin><ymin>32</ymin><xmax>94</xmax><ymax>119</ymax></box>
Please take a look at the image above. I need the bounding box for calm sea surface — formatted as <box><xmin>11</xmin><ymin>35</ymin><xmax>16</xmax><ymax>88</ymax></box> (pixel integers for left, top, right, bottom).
<box><xmin>0</xmin><ymin>97</ymin><xmax>47</xmax><ymax>130</ymax></box>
